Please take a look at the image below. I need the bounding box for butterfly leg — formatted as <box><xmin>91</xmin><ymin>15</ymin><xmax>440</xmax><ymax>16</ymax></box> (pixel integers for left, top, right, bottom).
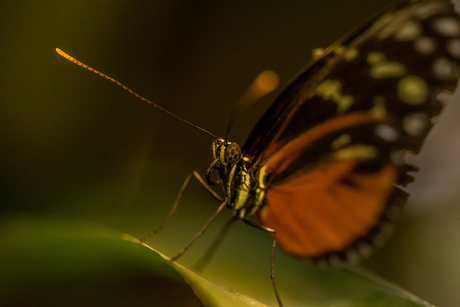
<box><xmin>139</xmin><ymin>170</ymin><xmax>224</xmax><ymax>243</ymax></box>
<box><xmin>193</xmin><ymin>215</ymin><xmax>239</xmax><ymax>273</ymax></box>
<box><xmin>242</xmin><ymin>219</ymin><xmax>284</xmax><ymax>307</ymax></box>
<box><xmin>139</xmin><ymin>169</ymin><xmax>227</xmax><ymax>261</ymax></box>
<box><xmin>171</xmin><ymin>198</ymin><xmax>228</xmax><ymax>261</ymax></box>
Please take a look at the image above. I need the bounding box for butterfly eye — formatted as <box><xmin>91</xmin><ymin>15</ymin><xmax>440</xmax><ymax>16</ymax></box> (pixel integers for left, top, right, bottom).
<box><xmin>224</xmin><ymin>142</ymin><xmax>242</xmax><ymax>165</ymax></box>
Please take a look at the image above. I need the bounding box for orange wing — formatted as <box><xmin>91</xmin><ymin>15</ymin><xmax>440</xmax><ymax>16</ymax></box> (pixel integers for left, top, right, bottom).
<box><xmin>257</xmin><ymin>159</ymin><xmax>397</xmax><ymax>258</ymax></box>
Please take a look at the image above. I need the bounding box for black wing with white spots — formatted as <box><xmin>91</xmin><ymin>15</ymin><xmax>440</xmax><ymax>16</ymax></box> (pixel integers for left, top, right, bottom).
<box><xmin>245</xmin><ymin>0</ymin><xmax>460</xmax><ymax>263</ymax></box>
<box><xmin>245</xmin><ymin>0</ymin><xmax>460</xmax><ymax>168</ymax></box>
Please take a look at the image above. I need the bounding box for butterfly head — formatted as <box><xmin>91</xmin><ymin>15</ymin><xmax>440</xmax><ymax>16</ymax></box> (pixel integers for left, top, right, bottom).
<box><xmin>207</xmin><ymin>138</ymin><xmax>260</xmax><ymax>216</ymax></box>
<box><xmin>211</xmin><ymin>138</ymin><xmax>242</xmax><ymax>166</ymax></box>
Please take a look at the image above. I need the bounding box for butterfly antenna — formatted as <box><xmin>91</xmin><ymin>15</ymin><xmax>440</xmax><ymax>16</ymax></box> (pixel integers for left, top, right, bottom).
<box><xmin>56</xmin><ymin>48</ymin><xmax>218</xmax><ymax>141</ymax></box>
<box><xmin>225</xmin><ymin>70</ymin><xmax>279</xmax><ymax>140</ymax></box>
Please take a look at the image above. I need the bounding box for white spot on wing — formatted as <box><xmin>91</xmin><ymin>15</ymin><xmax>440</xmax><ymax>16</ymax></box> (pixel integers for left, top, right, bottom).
<box><xmin>379</xmin><ymin>220</ymin><xmax>394</xmax><ymax>235</ymax></box>
<box><xmin>435</xmin><ymin>90</ymin><xmax>454</xmax><ymax>106</ymax></box>
<box><xmin>432</xmin><ymin>17</ymin><xmax>460</xmax><ymax>37</ymax></box>
<box><xmin>415</xmin><ymin>2</ymin><xmax>446</xmax><ymax>19</ymax></box>
<box><xmin>345</xmin><ymin>248</ymin><xmax>360</xmax><ymax>264</ymax></box>
<box><xmin>447</xmin><ymin>39</ymin><xmax>460</xmax><ymax>58</ymax></box>
<box><xmin>373</xmin><ymin>233</ymin><xmax>385</xmax><ymax>246</ymax></box>
<box><xmin>433</xmin><ymin>57</ymin><xmax>460</xmax><ymax>80</ymax></box>
<box><xmin>403</xmin><ymin>112</ymin><xmax>429</xmax><ymax>136</ymax></box>
<box><xmin>453</xmin><ymin>1</ymin><xmax>460</xmax><ymax>14</ymax></box>
<box><xmin>358</xmin><ymin>243</ymin><xmax>372</xmax><ymax>257</ymax></box>
<box><xmin>414</xmin><ymin>36</ymin><xmax>437</xmax><ymax>55</ymax></box>
<box><xmin>375</xmin><ymin>124</ymin><xmax>399</xmax><ymax>142</ymax></box>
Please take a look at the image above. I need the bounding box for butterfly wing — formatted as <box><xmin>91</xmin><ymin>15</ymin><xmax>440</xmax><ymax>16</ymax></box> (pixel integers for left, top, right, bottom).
<box><xmin>244</xmin><ymin>0</ymin><xmax>460</xmax><ymax>263</ymax></box>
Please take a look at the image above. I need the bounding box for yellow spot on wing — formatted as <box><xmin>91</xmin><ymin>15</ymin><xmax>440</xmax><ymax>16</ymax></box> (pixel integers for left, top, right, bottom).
<box><xmin>333</xmin><ymin>145</ymin><xmax>378</xmax><ymax>160</ymax></box>
<box><xmin>262</xmin><ymin>112</ymin><xmax>385</xmax><ymax>176</ymax></box>
<box><xmin>315</xmin><ymin>79</ymin><xmax>354</xmax><ymax>113</ymax></box>
<box><xmin>367</xmin><ymin>52</ymin><xmax>406</xmax><ymax>79</ymax></box>
<box><xmin>397</xmin><ymin>75</ymin><xmax>429</xmax><ymax>104</ymax></box>
<box><xmin>367</xmin><ymin>51</ymin><xmax>386</xmax><ymax>65</ymax></box>
<box><xmin>370</xmin><ymin>96</ymin><xmax>387</xmax><ymax>119</ymax></box>
<box><xmin>344</xmin><ymin>48</ymin><xmax>359</xmax><ymax>61</ymax></box>
<box><xmin>394</xmin><ymin>20</ymin><xmax>422</xmax><ymax>41</ymax></box>
<box><xmin>371</xmin><ymin>62</ymin><xmax>406</xmax><ymax>79</ymax></box>
<box><xmin>334</xmin><ymin>46</ymin><xmax>346</xmax><ymax>55</ymax></box>
<box><xmin>312</xmin><ymin>48</ymin><xmax>325</xmax><ymax>60</ymax></box>
<box><xmin>331</xmin><ymin>134</ymin><xmax>351</xmax><ymax>150</ymax></box>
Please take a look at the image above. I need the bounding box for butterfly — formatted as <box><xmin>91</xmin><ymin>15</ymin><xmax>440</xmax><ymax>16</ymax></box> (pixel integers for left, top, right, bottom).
<box><xmin>206</xmin><ymin>0</ymin><xmax>460</xmax><ymax>265</ymax></box>
<box><xmin>57</xmin><ymin>0</ymin><xmax>460</xmax><ymax>305</ymax></box>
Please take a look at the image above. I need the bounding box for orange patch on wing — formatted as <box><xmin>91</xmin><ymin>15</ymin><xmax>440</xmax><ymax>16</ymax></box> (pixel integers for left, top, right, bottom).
<box><xmin>257</xmin><ymin>159</ymin><xmax>397</xmax><ymax>258</ymax></box>
<box><xmin>261</xmin><ymin>111</ymin><xmax>386</xmax><ymax>167</ymax></box>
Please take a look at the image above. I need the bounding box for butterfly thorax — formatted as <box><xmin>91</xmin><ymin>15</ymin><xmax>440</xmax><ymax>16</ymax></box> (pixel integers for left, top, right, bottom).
<box><xmin>206</xmin><ymin>138</ymin><xmax>265</xmax><ymax>218</ymax></box>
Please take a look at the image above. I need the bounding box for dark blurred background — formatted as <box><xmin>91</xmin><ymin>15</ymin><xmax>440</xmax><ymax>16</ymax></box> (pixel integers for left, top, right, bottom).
<box><xmin>1</xmin><ymin>1</ymin><xmax>460</xmax><ymax>306</ymax></box>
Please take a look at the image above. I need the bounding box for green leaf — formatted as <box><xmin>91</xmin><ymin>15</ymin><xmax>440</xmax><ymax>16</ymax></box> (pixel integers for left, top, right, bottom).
<box><xmin>0</xmin><ymin>215</ymin><xmax>433</xmax><ymax>307</ymax></box>
<box><xmin>0</xmin><ymin>215</ymin><xmax>265</xmax><ymax>307</ymax></box>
